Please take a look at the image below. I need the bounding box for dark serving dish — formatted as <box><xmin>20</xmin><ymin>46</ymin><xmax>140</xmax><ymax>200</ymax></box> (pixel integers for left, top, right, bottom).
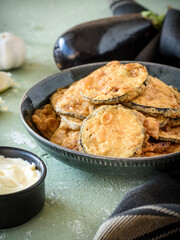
<box><xmin>0</xmin><ymin>147</ymin><xmax>47</xmax><ymax>228</ymax></box>
<box><xmin>20</xmin><ymin>61</ymin><xmax>180</xmax><ymax>176</ymax></box>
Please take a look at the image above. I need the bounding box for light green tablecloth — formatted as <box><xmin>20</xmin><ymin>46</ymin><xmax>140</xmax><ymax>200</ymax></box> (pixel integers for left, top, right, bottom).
<box><xmin>0</xmin><ymin>0</ymin><xmax>180</xmax><ymax>239</ymax></box>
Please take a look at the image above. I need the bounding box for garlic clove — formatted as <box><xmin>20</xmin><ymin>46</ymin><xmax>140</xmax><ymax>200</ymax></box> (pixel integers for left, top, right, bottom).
<box><xmin>0</xmin><ymin>32</ymin><xmax>26</xmax><ymax>70</ymax></box>
<box><xmin>0</xmin><ymin>96</ymin><xmax>8</xmax><ymax>111</ymax></box>
<box><xmin>0</xmin><ymin>71</ymin><xmax>14</xmax><ymax>93</ymax></box>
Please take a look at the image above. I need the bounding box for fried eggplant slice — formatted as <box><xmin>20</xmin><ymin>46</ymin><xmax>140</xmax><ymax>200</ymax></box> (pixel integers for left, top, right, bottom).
<box><xmin>32</xmin><ymin>104</ymin><xmax>60</xmax><ymax>139</ymax></box>
<box><xmin>53</xmin><ymin>81</ymin><xmax>94</xmax><ymax>119</ymax></box>
<box><xmin>137</xmin><ymin>134</ymin><xmax>171</xmax><ymax>157</ymax></box>
<box><xmin>125</xmin><ymin>76</ymin><xmax>180</xmax><ymax>118</ymax></box>
<box><xmin>79</xmin><ymin>105</ymin><xmax>145</xmax><ymax>158</ymax></box>
<box><xmin>132</xmin><ymin>110</ymin><xmax>159</xmax><ymax>139</ymax></box>
<box><xmin>50</xmin><ymin>87</ymin><xmax>67</xmax><ymax>109</ymax></box>
<box><xmin>143</xmin><ymin>117</ymin><xmax>160</xmax><ymax>139</ymax></box>
<box><xmin>157</xmin><ymin>116</ymin><xmax>169</xmax><ymax>128</ymax></box>
<box><xmin>80</xmin><ymin>61</ymin><xmax>148</xmax><ymax>104</ymax></box>
<box><xmin>50</xmin><ymin>127</ymin><xmax>79</xmax><ymax>151</ymax></box>
<box><xmin>133</xmin><ymin>110</ymin><xmax>168</xmax><ymax>128</ymax></box>
<box><xmin>132</xmin><ymin>110</ymin><xmax>169</xmax><ymax>139</ymax></box>
<box><xmin>169</xmin><ymin>86</ymin><xmax>180</xmax><ymax>104</ymax></box>
<box><xmin>60</xmin><ymin>115</ymin><xmax>83</xmax><ymax>130</ymax></box>
<box><xmin>159</xmin><ymin>126</ymin><xmax>180</xmax><ymax>143</ymax></box>
<box><xmin>143</xmin><ymin>113</ymin><xmax>168</xmax><ymax>128</ymax></box>
<box><xmin>168</xmin><ymin>118</ymin><xmax>180</xmax><ymax>127</ymax></box>
<box><xmin>166</xmin><ymin>143</ymin><xmax>180</xmax><ymax>154</ymax></box>
<box><xmin>141</xmin><ymin>142</ymin><xmax>171</xmax><ymax>156</ymax></box>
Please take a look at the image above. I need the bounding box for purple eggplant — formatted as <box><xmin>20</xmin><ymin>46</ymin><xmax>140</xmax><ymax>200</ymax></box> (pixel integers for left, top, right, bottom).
<box><xmin>54</xmin><ymin>13</ymin><xmax>159</xmax><ymax>70</ymax></box>
<box><xmin>135</xmin><ymin>32</ymin><xmax>161</xmax><ymax>63</ymax></box>
<box><xmin>108</xmin><ymin>0</ymin><xmax>147</xmax><ymax>16</ymax></box>
<box><xmin>159</xmin><ymin>8</ymin><xmax>180</xmax><ymax>67</ymax></box>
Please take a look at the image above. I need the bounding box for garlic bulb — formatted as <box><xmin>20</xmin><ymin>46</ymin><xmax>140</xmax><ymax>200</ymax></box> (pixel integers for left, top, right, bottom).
<box><xmin>0</xmin><ymin>32</ymin><xmax>26</xmax><ymax>70</ymax></box>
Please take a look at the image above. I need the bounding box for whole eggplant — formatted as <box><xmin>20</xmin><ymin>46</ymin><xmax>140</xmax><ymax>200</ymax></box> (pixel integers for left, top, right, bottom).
<box><xmin>159</xmin><ymin>8</ymin><xmax>180</xmax><ymax>67</ymax></box>
<box><xmin>108</xmin><ymin>0</ymin><xmax>147</xmax><ymax>16</ymax></box>
<box><xmin>54</xmin><ymin>13</ymin><xmax>158</xmax><ymax>70</ymax></box>
<box><xmin>135</xmin><ymin>32</ymin><xmax>161</xmax><ymax>63</ymax></box>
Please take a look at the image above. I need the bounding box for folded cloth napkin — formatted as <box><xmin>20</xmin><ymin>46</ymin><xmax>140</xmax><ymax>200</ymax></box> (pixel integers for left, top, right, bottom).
<box><xmin>93</xmin><ymin>170</ymin><xmax>180</xmax><ymax>240</ymax></box>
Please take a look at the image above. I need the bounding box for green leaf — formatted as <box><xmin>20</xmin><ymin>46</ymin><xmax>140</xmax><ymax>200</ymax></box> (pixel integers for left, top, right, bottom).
<box><xmin>141</xmin><ymin>11</ymin><xmax>165</xmax><ymax>30</ymax></box>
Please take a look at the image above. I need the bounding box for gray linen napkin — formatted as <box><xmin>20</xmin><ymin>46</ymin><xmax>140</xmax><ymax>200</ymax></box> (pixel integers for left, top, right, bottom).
<box><xmin>94</xmin><ymin>170</ymin><xmax>180</xmax><ymax>240</ymax></box>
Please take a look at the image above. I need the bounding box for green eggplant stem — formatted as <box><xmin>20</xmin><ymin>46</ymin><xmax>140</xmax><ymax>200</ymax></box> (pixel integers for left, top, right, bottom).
<box><xmin>141</xmin><ymin>11</ymin><xmax>165</xmax><ymax>30</ymax></box>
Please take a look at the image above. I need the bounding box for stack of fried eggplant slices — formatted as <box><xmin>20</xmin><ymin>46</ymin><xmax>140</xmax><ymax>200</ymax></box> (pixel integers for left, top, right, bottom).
<box><xmin>32</xmin><ymin>61</ymin><xmax>180</xmax><ymax>158</ymax></box>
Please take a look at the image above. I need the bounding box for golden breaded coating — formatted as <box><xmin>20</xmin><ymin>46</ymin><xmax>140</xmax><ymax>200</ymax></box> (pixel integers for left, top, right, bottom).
<box><xmin>125</xmin><ymin>76</ymin><xmax>180</xmax><ymax>118</ymax></box>
<box><xmin>80</xmin><ymin>61</ymin><xmax>148</xmax><ymax>104</ymax></box>
<box><xmin>32</xmin><ymin>104</ymin><xmax>60</xmax><ymax>139</ymax></box>
<box><xmin>50</xmin><ymin>87</ymin><xmax>67</xmax><ymax>109</ymax></box>
<box><xmin>143</xmin><ymin>113</ymin><xmax>168</xmax><ymax>128</ymax></box>
<box><xmin>60</xmin><ymin>115</ymin><xmax>83</xmax><ymax>130</ymax></box>
<box><xmin>144</xmin><ymin>117</ymin><xmax>160</xmax><ymax>139</ymax></box>
<box><xmin>166</xmin><ymin>143</ymin><xmax>180</xmax><ymax>154</ymax></box>
<box><xmin>168</xmin><ymin>118</ymin><xmax>180</xmax><ymax>127</ymax></box>
<box><xmin>79</xmin><ymin>105</ymin><xmax>145</xmax><ymax>158</ymax></box>
<box><xmin>169</xmin><ymin>86</ymin><xmax>180</xmax><ymax>104</ymax></box>
<box><xmin>50</xmin><ymin>127</ymin><xmax>79</xmax><ymax>151</ymax></box>
<box><xmin>132</xmin><ymin>110</ymin><xmax>168</xmax><ymax>139</ymax></box>
<box><xmin>137</xmin><ymin>134</ymin><xmax>171</xmax><ymax>157</ymax></box>
<box><xmin>141</xmin><ymin>142</ymin><xmax>171</xmax><ymax>156</ymax></box>
<box><xmin>31</xmin><ymin>61</ymin><xmax>180</xmax><ymax>158</ymax></box>
<box><xmin>159</xmin><ymin>126</ymin><xmax>180</xmax><ymax>143</ymax></box>
<box><xmin>53</xmin><ymin>80</ymin><xmax>94</xmax><ymax>119</ymax></box>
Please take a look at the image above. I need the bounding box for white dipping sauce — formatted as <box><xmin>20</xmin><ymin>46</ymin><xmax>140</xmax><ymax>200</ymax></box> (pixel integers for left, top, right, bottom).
<box><xmin>0</xmin><ymin>155</ymin><xmax>40</xmax><ymax>194</ymax></box>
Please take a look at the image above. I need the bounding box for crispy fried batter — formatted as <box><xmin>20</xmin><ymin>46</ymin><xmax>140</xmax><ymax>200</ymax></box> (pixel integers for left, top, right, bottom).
<box><xmin>50</xmin><ymin>87</ymin><xmax>67</xmax><ymax>109</ymax></box>
<box><xmin>159</xmin><ymin>126</ymin><xmax>180</xmax><ymax>143</ymax></box>
<box><xmin>140</xmin><ymin>141</ymin><xmax>180</xmax><ymax>157</ymax></box>
<box><xmin>81</xmin><ymin>61</ymin><xmax>148</xmax><ymax>104</ymax></box>
<box><xmin>132</xmin><ymin>76</ymin><xmax>180</xmax><ymax>108</ymax></box>
<box><xmin>166</xmin><ymin>143</ymin><xmax>180</xmax><ymax>154</ymax></box>
<box><xmin>32</xmin><ymin>104</ymin><xmax>60</xmax><ymax>139</ymax></box>
<box><xmin>60</xmin><ymin>115</ymin><xmax>83</xmax><ymax>130</ymax></box>
<box><xmin>54</xmin><ymin>80</ymin><xmax>94</xmax><ymax>119</ymax></box>
<box><xmin>137</xmin><ymin>124</ymin><xmax>180</xmax><ymax>156</ymax></box>
<box><xmin>168</xmin><ymin>118</ymin><xmax>180</xmax><ymax>127</ymax></box>
<box><xmin>31</xmin><ymin>61</ymin><xmax>180</xmax><ymax>158</ymax></box>
<box><xmin>79</xmin><ymin>105</ymin><xmax>145</xmax><ymax>158</ymax></box>
<box><xmin>138</xmin><ymin>134</ymin><xmax>171</xmax><ymax>156</ymax></box>
<box><xmin>143</xmin><ymin>114</ymin><xmax>169</xmax><ymax>128</ymax></box>
<box><xmin>142</xmin><ymin>141</ymin><xmax>171</xmax><ymax>154</ymax></box>
<box><xmin>132</xmin><ymin>110</ymin><xmax>160</xmax><ymax>139</ymax></box>
<box><xmin>169</xmin><ymin>86</ymin><xmax>180</xmax><ymax>104</ymax></box>
<box><xmin>125</xmin><ymin>76</ymin><xmax>180</xmax><ymax>118</ymax></box>
<box><xmin>144</xmin><ymin>117</ymin><xmax>160</xmax><ymax>139</ymax></box>
<box><xmin>50</xmin><ymin>127</ymin><xmax>79</xmax><ymax>151</ymax></box>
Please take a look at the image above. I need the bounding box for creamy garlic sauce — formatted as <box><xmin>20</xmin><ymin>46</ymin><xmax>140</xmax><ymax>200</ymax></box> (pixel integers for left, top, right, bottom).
<box><xmin>0</xmin><ymin>155</ymin><xmax>40</xmax><ymax>195</ymax></box>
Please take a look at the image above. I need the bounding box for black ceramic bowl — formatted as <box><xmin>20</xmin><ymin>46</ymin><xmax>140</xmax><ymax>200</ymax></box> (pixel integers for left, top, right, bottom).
<box><xmin>0</xmin><ymin>147</ymin><xmax>47</xmax><ymax>229</ymax></box>
<box><xmin>20</xmin><ymin>61</ymin><xmax>180</xmax><ymax>176</ymax></box>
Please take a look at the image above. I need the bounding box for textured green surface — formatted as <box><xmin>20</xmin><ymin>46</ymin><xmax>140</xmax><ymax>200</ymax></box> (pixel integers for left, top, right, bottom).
<box><xmin>0</xmin><ymin>0</ymin><xmax>180</xmax><ymax>239</ymax></box>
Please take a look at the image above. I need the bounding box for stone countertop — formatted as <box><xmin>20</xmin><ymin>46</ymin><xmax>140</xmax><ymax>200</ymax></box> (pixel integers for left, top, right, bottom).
<box><xmin>0</xmin><ymin>0</ymin><xmax>180</xmax><ymax>239</ymax></box>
